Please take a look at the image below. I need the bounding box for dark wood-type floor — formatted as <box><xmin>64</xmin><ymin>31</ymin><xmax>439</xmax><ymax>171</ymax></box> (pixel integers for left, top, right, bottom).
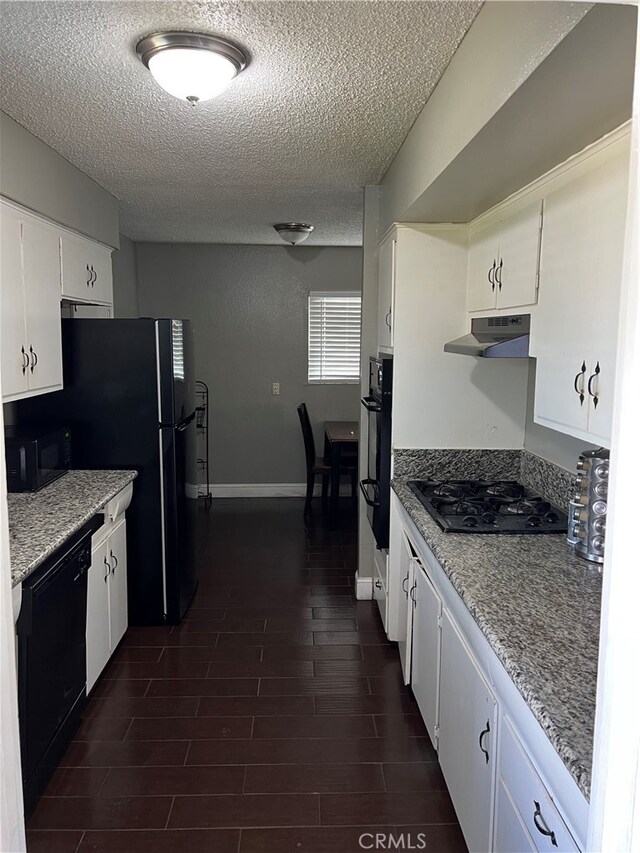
<box><xmin>27</xmin><ymin>498</ymin><xmax>466</xmax><ymax>853</ymax></box>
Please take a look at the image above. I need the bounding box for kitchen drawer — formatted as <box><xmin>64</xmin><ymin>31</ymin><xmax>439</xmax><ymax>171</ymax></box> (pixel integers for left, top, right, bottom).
<box><xmin>498</xmin><ymin>716</ymin><xmax>579</xmax><ymax>852</ymax></box>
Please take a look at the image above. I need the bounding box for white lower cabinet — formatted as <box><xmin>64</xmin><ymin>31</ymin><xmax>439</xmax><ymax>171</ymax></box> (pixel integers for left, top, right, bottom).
<box><xmin>410</xmin><ymin>561</ymin><xmax>441</xmax><ymax>749</ymax></box>
<box><xmin>373</xmin><ymin>546</ymin><xmax>388</xmax><ymax>632</ymax></box>
<box><xmin>86</xmin><ymin>515</ymin><xmax>128</xmax><ymax>693</ymax></box>
<box><xmin>387</xmin><ymin>494</ymin><xmax>587</xmax><ymax>852</ymax></box>
<box><xmin>398</xmin><ymin>533</ymin><xmax>418</xmax><ymax>685</ymax></box>
<box><xmin>496</xmin><ymin>717</ymin><xmax>579</xmax><ymax>853</ymax></box>
<box><xmin>439</xmin><ymin>610</ymin><xmax>498</xmax><ymax>853</ymax></box>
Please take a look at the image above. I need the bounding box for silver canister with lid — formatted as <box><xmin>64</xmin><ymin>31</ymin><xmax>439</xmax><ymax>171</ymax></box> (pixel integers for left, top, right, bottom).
<box><xmin>568</xmin><ymin>448</ymin><xmax>609</xmax><ymax>564</ymax></box>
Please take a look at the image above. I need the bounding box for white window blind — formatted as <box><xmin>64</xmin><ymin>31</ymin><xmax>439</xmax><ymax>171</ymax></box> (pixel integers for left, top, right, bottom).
<box><xmin>308</xmin><ymin>291</ymin><xmax>362</xmax><ymax>383</ymax></box>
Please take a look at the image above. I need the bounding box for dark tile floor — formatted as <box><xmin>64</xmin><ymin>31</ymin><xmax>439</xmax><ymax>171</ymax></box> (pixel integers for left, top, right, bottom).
<box><xmin>27</xmin><ymin>498</ymin><xmax>466</xmax><ymax>853</ymax></box>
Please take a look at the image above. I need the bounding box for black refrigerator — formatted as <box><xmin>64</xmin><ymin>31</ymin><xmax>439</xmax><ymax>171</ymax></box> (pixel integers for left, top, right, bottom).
<box><xmin>17</xmin><ymin>318</ymin><xmax>198</xmax><ymax>625</ymax></box>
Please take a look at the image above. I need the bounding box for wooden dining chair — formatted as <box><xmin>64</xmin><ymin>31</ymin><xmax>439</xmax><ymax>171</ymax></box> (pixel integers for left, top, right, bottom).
<box><xmin>297</xmin><ymin>403</ymin><xmax>331</xmax><ymax>515</ymax></box>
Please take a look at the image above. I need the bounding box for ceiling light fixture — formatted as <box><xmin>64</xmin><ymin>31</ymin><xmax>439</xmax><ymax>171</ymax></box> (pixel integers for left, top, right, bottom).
<box><xmin>273</xmin><ymin>223</ymin><xmax>314</xmax><ymax>245</ymax></box>
<box><xmin>136</xmin><ymin>32</ymin><xmax>248</xmax><ymax>105</ymax></box>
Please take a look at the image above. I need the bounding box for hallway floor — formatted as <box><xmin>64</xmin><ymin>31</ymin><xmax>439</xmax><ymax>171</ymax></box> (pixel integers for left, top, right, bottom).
<box><xmin>26</xmin><ymin>498</ymin><xmax>465</xmax><ymax>853</ymax></box>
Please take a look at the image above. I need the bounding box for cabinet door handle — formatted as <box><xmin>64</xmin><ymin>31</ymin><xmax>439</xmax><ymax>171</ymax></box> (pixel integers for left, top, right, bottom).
<box><xmin>93</xmin><ymin>265</ymin><xmax>98</xmax><ymax>284</ymax></box>
<box><xmin>21</xmin><ymin>345</ymin><xmax>29</xmax><ymax>374</ymax></box>
<box><xmin>385</xmin><ymin>309</ymin><xmax>391</xmax><ymax>331</ymax></box>
<box><xmin>495</xmin><ymin>258</ymin><xmax>503</xmax><ymax>291</ymax></box>
<box><xmin>573</xmin><ymin>361</ymin><xmax>586</xmax><ymax>405</ymax></box>
<box><xmin>478</xmin><ymin>720</ymin><xmax>490</xmax><ymax>763</ymax></box>
<box><xmin>110</xmin><ymin>550</ymin><xmax>118</xmax><ymax>572</ymax></box>
<box><xmin>104</xmin><ymin>556</ymin><xmax>111</xmax><ymax>582</ymax></box>
<box><xmin>587</xmin><ymin>361</ymin><xmax>600</xmax><ymax>409</ymax></box>
<box><xmin>402</xmin><ymin>575</ymin><xmax>409</xmax><ymax>596</ymax></box>
<box><xmin>29</xmin><ymin>346</ymin><xmax>38</xmax><ymax>372</ymax></box>
<box><xmin>409</xmin><ymin>581</ymin><xmax>417</xmax><ymax>604</ymax></box>
<box><xmin>86</xmin><ymin>264</ymin><xmax>92</xmax><ymax>286</ymax></box>
<box><xmin>533</xmin><ymin>801</ymin><xmax>558</xmax><ymax>847</ymax></box>
<box><xmin>488</xmin><ymin>260</ymin><xmax>496</xmax><ymax>292</ymax></box>
<box><xmin>374</xmin><ymin>580</ymin><xmax>382</xmax><ymax>590</ymax></box>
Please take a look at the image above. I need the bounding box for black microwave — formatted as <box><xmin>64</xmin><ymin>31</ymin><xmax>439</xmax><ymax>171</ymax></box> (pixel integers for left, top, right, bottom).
<box><xmin>4</xmin><ymin>426</ymin><xmax>71</xmax><ymax>492</ymax></box>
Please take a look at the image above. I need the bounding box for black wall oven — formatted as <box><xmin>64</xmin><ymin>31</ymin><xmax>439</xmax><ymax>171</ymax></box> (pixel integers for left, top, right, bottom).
<box><xmin>360</xmin><ymin>355</ymin><xmax>393</xmax><ymax>549</ymax></box>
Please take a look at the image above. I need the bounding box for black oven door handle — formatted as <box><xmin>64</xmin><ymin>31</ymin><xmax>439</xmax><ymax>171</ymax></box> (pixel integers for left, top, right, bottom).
<box><xmin>361</xmin><ymin>396</ymin><xmax>382</xmax><ymax>413</ymax></box>
<box><xmin>359</xmin><ymin>478</ymin><xmax>380</xmax><ymax>508</ymax></box>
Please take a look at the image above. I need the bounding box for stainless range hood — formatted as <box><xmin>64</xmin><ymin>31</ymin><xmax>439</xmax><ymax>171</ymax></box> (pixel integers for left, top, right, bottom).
<box><xmin>444</xmin><ymin>314</ymin><xmax>530</xmax><ymax>358</ymax></box>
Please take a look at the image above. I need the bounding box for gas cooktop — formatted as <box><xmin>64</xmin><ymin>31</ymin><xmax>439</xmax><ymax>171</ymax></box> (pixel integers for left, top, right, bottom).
<box><xmin>407</xmin><ymin>479</ymin><xmax>568</xmax><ymax>534</ymax></box>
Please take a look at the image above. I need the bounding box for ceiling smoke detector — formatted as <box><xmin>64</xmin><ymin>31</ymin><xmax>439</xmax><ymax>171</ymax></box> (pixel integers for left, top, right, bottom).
<box><xmin>136</xmin><ymin>32</ymin><xmax>248</xmax><ymax>105</ymax></box>
<box><xmin>273</xmin><ymin>223</ymin><xmax>314</xmax><ymax>245</ymax></box>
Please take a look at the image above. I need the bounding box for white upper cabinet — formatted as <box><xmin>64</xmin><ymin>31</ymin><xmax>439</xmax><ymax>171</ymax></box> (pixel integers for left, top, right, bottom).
<box><xmin>1</xmin><ymin>202</ymin><xmax>63</xmax><ymax>402</ymax></box>
<box><xmin>467</xmin><ymin>199</ymin><xmax>542</xmax><ymax>313</ymax></box>
<box><xmin>531</xmin><ymin>138</ymin><xmax>630</xmax><ymax>447</ymax></box>
<box><xmin>61</xmin><ymin>231</ymin><xmax>113</xmax><ymax>305</ymax></box>
<box><xmin>377</xmin><ymin>230</ymin><xmax>396</xmax><ymax>352</ymax></box>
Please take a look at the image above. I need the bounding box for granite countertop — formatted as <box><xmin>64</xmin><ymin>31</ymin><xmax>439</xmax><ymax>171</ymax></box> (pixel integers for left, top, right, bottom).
<box><xmin>393</xmin><ymin>478</ymin><xmax>601</xmax><ymax>800</ymax></box>
<box><xmin>9</xmin><ymin>470</ymin><xmax>137</xmax><ymax>587</ymax></box>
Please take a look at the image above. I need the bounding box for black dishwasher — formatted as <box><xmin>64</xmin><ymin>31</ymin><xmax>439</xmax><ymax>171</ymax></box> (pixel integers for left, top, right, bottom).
<box><xmin>16</xmin><ymin>517</ymin><xmax>101</xmax><ymax>813</ymax></box>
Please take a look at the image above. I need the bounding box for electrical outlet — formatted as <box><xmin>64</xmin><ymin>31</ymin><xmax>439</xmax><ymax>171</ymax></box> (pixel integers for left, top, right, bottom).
<box><xmin>272</xmin><ymin>382</ymin><xmax>280</xmax><ymax>396</ymax></box>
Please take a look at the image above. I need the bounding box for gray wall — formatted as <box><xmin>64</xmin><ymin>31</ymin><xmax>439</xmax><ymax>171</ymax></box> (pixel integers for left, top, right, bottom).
<box><xmin>136</xmin><ymin>243</ymin><xmax>363</xmax><ymax>486</ymax></box>
<box><xmin>111</xmin><ymin>235</ymin><xmax>139</xmax><ymax>318</ymax></box>
<box><xmin>0</xmin><ymin>110</ymin><xmax>119</xmax><ymax>247</ymax></box>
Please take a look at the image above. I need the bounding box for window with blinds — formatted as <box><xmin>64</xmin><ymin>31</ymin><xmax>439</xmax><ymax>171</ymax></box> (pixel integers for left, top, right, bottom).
<box><xmin>308</xmin><ymin>291</ymin><xmax>362</xmax><ymax>383</ymax></box>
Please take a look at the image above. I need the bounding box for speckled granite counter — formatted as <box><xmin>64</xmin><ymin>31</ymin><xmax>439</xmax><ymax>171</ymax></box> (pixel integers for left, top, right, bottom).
<box><xmin>9</xmin><ymin>470</ymin><xmax>137</xmax><ymax>587</ymax></box>
<box><xmin>393</xmin><ymin>478</ymin><xmax>601</xmax><ymax>800</ymax></box>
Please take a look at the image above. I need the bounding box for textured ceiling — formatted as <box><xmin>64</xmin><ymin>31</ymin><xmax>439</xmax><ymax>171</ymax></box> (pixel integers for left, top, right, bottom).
<box><xmin>0</xmin><ymin>1</ymin><xmax>481</xmax><ymax>245</ymax></box>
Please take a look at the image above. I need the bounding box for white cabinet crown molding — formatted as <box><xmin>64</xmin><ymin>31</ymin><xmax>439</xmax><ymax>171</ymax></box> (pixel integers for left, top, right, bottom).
<box><xmin>0</xmin><ymin>195</ymin><xmax>115</xmax><ymax>253</ymax></box>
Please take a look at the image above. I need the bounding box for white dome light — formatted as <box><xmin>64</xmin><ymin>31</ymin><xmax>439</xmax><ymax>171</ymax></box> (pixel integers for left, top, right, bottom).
<box><xmin>274</xmin><ymin>223</ymin><xmax>315</xmax><ymax>245</ymax></box>
<box><xmin>137</xmin><ymin>32</ymin><xmax>248</xmax><ymax>105</ymax></box>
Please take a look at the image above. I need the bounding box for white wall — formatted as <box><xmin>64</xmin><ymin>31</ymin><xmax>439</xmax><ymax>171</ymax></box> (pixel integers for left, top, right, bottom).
<box><xmin>0</xmin><ymin>111</ymin><xmax>119</xmax><ymax>248</ymax></box>
<box><xmin>136</xmin><ymin>243</ymin><xmax>363</xmax><ymax>488</ymax></box>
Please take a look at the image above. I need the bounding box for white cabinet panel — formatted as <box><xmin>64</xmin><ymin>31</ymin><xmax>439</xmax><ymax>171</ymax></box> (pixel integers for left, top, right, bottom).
<box><xmin>533</xmin><ymin>140</ymin><xmax>629</xmax><ymax>446</ymax></box>
<box><xmin>1</xmin><ymin>202</ymin><xmax>63</xmax><ymax>402</ymax></box>
<box><xmin>496</xmin><ymin>200</ymin><xmax>542</xmax><ymax>310</ymax></box>
<box><xmin>410</xmin><ymin>562</ymin><xmax>441</xmax><ymax>750</ymax></box>
<box><xmin>108</xmin><ymin>518</ymin><xmax>128</xmax><ymax>650</ymax></box>
<box><xmin>22</xmin><ymin>217</ymin><xmax>63</xmax><ymax>395</ymax></box>
<box><xmin>398</xmin><ymin>533</ymin><xmax>417</xmax><ymax>685</ymax></box>
<box><xmin>468</xmin><ymin>200</ymin><xmax>541</xmax><ymax>313</ymax></box>
<box><xmin>61</xmin><ymin>232</ymin><xmax>113</xmax><ymax>305</ymax></box>
<box><xmin>377</xmin><ymin>232</ymin><xmax>395</xmax><ymax>351</ymax></box>
<box><xmin>86</xmin><ymin>537</ymin><xmax>111</xmax><ymax>694</ymax></box>
<box><xmin>0</xmin><ymin>205</ymin><xmax>28</xmax><ymax>398</ymax></box>
<box><xmin>467</xmin><ymin>219</ymin><xmax>500</xmax><ymax>312</ymax></box>
<box><xmin>85</xmin><ymin>506</ymin><xmax>130</xmax><ymax>694</ymax></box>
<box><xmin>439</xmin><ymin>610</ymin><xmax>498</xmax><ymax>853</ymax></box>
<box><xmin>495</xmin><ymin>778</ymin><xmax>537</xmax><ymax>853</ymax></box>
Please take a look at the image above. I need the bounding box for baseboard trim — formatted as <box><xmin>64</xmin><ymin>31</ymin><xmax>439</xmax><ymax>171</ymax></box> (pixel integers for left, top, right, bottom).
<box><xmin>355</xmin><ymin>571</ymin><xmax>373</xmax><ymax>600</ymax></box>
<box><xmin>208</xmin><ymin>483</ymin><xmax>355</xmax><ymax>498</ymax></box>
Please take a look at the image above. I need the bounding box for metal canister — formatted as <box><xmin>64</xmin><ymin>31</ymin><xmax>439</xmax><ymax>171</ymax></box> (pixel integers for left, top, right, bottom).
<box><xmin>570</xmin><ymin>448</ymin><xmax>609</xmax><ymax>564</ymax></box>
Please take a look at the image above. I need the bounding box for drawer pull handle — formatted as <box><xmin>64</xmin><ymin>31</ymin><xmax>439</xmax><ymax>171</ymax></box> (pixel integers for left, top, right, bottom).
<box><xmin>478</xmin><ymin>720</ymin><xmax>490</xmax><ymax>763</ymax></box>
<box><xmin>533</xmin><ymin>801</ymin><xmax>558</xmax><ymax>847</ymax></box>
